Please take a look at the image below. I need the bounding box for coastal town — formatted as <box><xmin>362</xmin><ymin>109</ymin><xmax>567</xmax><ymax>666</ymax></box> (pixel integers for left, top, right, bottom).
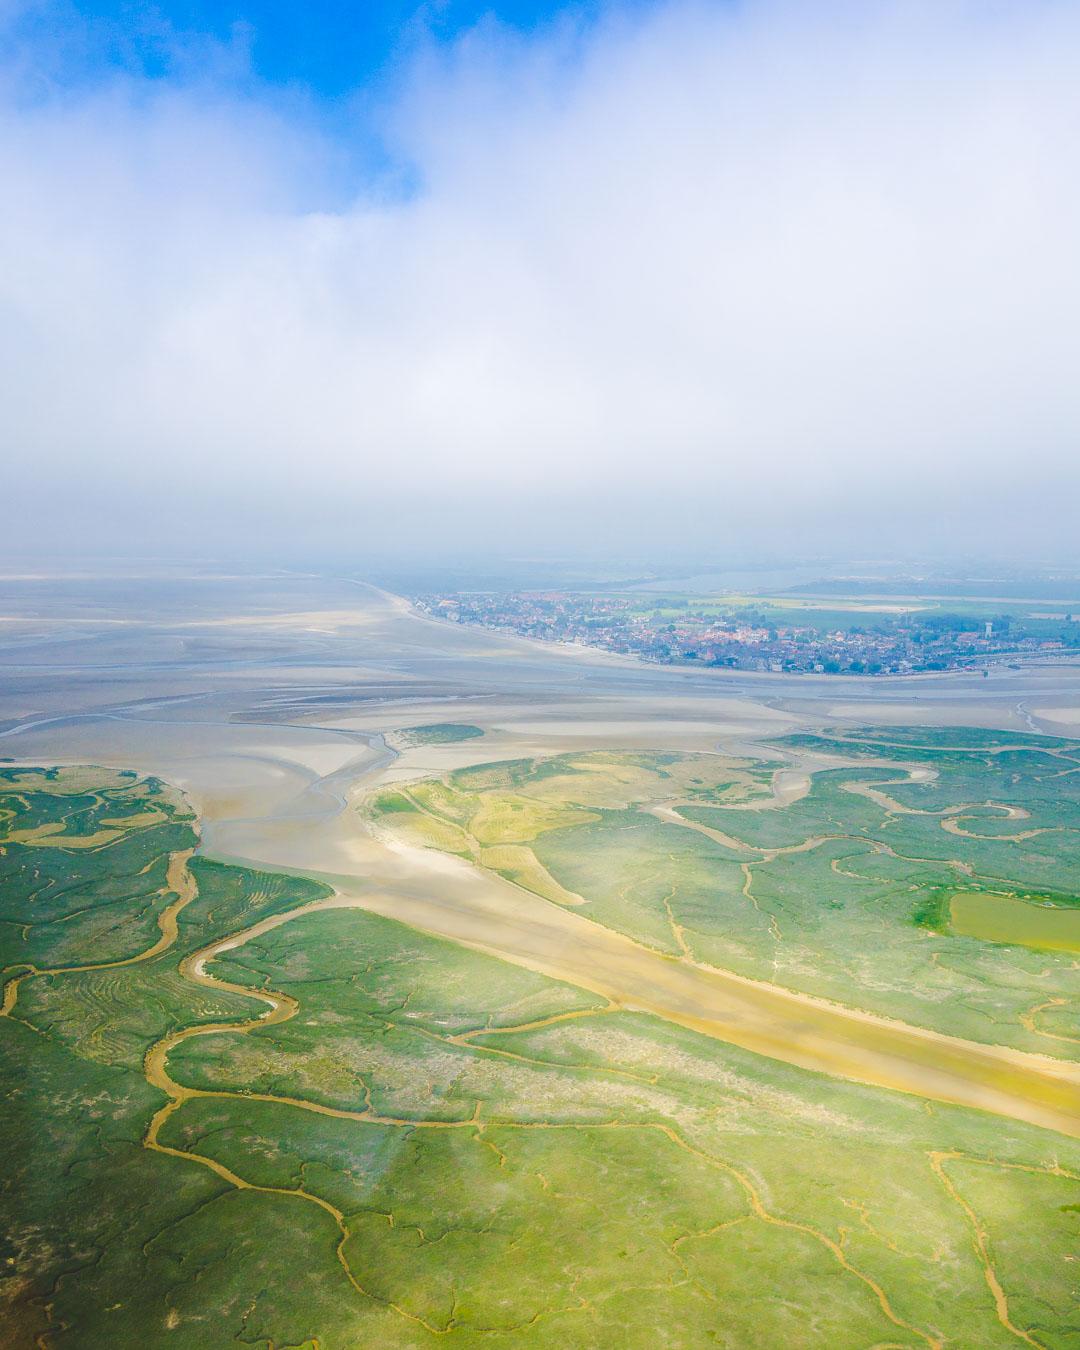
<box><xmin>415</xmin><ymin>590</ymin><xmax>1080</xmax><ymax>674</ymax></box>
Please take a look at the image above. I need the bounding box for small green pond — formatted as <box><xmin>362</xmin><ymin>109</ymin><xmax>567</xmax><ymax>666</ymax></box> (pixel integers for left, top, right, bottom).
<box><xmin>950</xmin><ymin>890</ymin><xmax>1080</xmax><ymax>952</ymax></box>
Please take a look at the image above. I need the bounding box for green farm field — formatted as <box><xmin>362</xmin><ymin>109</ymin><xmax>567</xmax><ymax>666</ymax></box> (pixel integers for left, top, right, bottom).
<box><xmin>629</xmin><ymin>592</ymin><xmax>1080</xmax><ymax>640</ymax></box>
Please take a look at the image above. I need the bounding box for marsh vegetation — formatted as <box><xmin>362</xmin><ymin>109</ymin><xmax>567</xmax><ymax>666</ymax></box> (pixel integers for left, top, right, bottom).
<box><xmin>3</xmin><ymin>724</ymin><xmax>1080</xmax><ymax>1346</ymax></box>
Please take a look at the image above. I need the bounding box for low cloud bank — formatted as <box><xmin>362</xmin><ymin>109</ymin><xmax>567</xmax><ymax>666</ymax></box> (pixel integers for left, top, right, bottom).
<box><xmin>3</xmin><ymin>1</ymin><xmax>1079</xmax><ymax>555</ymax></box>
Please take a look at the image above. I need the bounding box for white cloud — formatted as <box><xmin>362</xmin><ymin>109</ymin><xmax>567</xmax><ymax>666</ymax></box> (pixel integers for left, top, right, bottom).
<box><xmin>3</xmin><ymin>0</ymin><xmax>1079</xmax><ymax>554</ymax></box>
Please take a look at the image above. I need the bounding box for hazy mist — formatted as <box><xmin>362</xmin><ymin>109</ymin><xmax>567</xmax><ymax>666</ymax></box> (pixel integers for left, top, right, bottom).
<box><xmin>3</xmin><ymin>0</ymin><xmax>1079</xmax><ymax>561</ymax></box>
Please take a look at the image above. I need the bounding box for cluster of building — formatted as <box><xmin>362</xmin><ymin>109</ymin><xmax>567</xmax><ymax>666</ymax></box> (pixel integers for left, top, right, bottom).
<box><xmin>416</xmin><ymin>592</ymin><xmax>1078</xmax><ymax>675</ymax></box>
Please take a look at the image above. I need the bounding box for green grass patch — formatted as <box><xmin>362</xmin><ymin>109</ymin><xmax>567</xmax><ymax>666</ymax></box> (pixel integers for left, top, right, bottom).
<box><xmin>393</xmin><ymin>723</ymin><xmax>485</xmax><ymax>746</ymax></box>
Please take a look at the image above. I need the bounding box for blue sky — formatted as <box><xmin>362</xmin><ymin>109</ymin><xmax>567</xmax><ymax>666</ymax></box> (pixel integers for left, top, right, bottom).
<box><xmin>4</xmin><ymin>0</ymin><xmax>625</xmax><ymax>193</ymax></box>
<box><xmin>11</xmin><ymin>0</ymin><xmax>613</xmax><ymax>96</ymax></box>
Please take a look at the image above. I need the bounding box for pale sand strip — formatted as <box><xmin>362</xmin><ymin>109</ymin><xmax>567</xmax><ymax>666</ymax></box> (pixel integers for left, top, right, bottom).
<box><xmin>316</xmin><ymin>842</ymin><xmax>1080</xmax><ymax>1140</ymax></box>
